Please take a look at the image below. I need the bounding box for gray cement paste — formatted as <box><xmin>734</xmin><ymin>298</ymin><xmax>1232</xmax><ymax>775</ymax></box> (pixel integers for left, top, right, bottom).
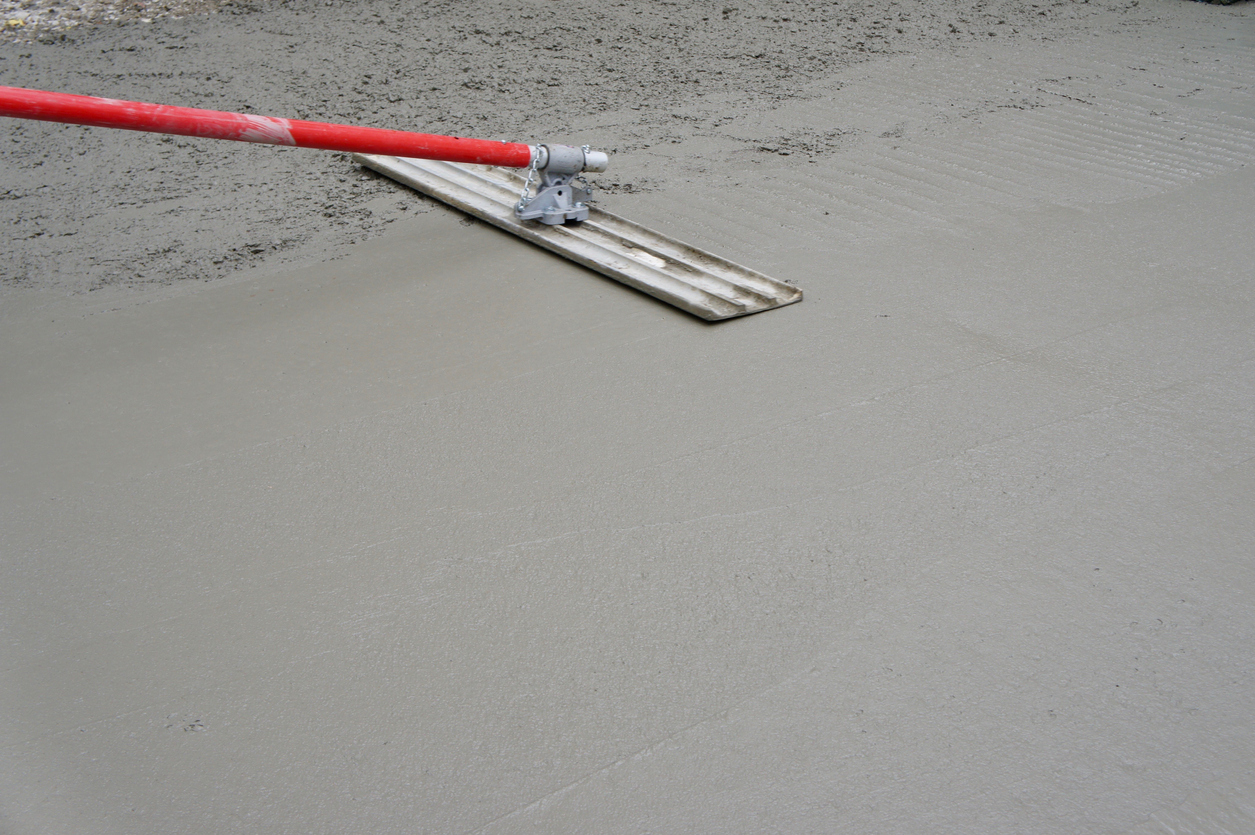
<box><xmin>2</xmin><ymin>1</ymin><xmax>1254</xmax><ymax>833</ymax></box>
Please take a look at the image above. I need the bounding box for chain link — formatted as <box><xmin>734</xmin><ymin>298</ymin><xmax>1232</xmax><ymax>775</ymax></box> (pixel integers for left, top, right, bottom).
<box><xmin>515</xmin><ymin>155</ymin><xmax>540</xmax><ymax>212</ymax></box>
<box><xmin>570</xmin><ymin>145</ymin><xmax>592</xmax><ymax>204</ymax></box>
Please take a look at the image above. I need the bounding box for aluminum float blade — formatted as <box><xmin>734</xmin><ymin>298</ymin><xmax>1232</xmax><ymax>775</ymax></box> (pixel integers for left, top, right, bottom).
<box><xmin>354</xmin><ymin>154</ymin><xmax>802</xmax><ymax>321</ymax></box>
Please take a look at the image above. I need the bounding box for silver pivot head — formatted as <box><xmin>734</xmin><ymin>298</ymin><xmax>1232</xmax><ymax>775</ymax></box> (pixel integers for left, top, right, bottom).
<box><xmin>515</xmin><ymin>144</ymin><xmax>610</xmax><ymax>225</ymax></box>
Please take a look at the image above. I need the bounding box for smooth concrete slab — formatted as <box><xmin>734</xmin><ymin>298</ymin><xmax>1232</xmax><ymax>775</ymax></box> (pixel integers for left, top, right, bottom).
<box><xmin>3</xmin><ymin>8</ymin><xmax>1254</xmax><ymax>835</ymax></box>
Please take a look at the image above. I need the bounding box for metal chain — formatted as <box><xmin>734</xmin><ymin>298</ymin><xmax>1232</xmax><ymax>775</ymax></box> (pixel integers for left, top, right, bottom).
<box><xmin>574</xmin><ymin>145</ymin><xmax>593</xmax><ymax>203</ymax></box>
<box><xmin>515</xmin><ymin>156</ymin><xmax>539</xmax><ymax>211</ymax></box>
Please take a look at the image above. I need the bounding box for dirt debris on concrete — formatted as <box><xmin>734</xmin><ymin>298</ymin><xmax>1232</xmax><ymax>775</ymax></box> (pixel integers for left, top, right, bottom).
<box><xmin>0</xmin><ymin>0</ymin><xmax>1176</xmax><ymax>294</ymax></box>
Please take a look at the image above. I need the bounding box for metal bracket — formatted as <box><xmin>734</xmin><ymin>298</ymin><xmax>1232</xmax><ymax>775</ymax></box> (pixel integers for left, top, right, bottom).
<box><xmin>515</xmin><ymin>144</ymin><xmax>609</xmax><ymax>225</ymax></box>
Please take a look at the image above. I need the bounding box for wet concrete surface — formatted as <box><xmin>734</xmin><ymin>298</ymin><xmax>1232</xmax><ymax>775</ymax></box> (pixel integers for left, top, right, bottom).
<box><xmin>3</xmin><ymin>2</ymin><xmax>1255</xmax><ymax>833</ymax></box>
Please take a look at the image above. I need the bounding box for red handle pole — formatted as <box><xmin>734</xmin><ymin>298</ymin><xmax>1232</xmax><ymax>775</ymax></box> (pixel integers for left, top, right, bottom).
<box><xmin>0</xmin><ymin>85</ymin><xmax>535</xmax><ymax>168</ymax></box>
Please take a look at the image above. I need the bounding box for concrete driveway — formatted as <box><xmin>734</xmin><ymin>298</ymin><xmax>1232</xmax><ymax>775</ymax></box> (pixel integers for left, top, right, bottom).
<box><xmin>3</xmin><ymin>4</ymin><xmax>1253</xmax><ymax>832</ymax></box>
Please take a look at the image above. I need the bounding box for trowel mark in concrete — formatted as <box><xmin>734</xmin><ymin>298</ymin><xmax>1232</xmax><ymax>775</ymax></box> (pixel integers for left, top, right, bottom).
<box><xmin>1121</xmin><ymin>772</ymin><xmax>1255</xmax><ymax>835</ymax></box>
<box><xmin>659</xmin><ymin>26</ymin><xmax>1255</xmax><ymax>261</ymax></box>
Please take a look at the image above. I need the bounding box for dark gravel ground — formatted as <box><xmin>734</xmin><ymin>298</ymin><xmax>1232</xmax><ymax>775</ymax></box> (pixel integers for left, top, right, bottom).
<box><xmin>1</xmin><ymin>0</ymin><xmax>1155</xmax><ymax>293</ymax></box>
